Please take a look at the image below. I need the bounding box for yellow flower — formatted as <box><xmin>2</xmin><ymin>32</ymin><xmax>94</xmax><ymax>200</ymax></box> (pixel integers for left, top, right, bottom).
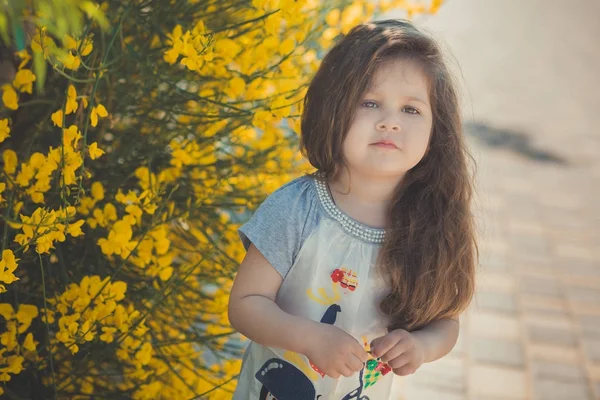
<box><xmin>430</xmin><ymin>0</ymin><xmax>443</xmax><ymax>13</ymax></box>
<box><xmin>16</xmin><ymin>304</ymin><xmax>38</xmax><ymax>333</ymax></box>
<box><xmin>159</xmin><ymin>266</ymin><xmax>173</xmax><ymax>281</ymax></box>
<box><xmin>91</xmin><ymin>181</ymin><xmax>105</xmax><ymax>201</ymax></box>
<box><xmin>80</xmin><ymin>38</ymin><xmax>94</xmax><ymax>56</ymax></box>
<box><xmin>0</xmin><ymin>119</ymin><xmax>10</xmax><ymax>143</ymax></box>
<box><xmin>30</xmin><ymin>192</ymin><xmax>44</xmax><ymax>204</ymax></box>
<box><xmin>126</xmin><ymin>204</ymin><xmax>143</xmax><ymax>225</ymax></box>
<box><xmin>15</xmin><ymin>163</ymin><xmax>35</xmax><ymax>187</ymax></box>
<box><xmin>0</xmin><ymin>305</ymin><xmax>15</xmax><ymax>323</ymax></box>
<box><xmin>3</xmin><ymin>150</ymin><xmax>17</xmax><ymax>174</ymax></box>
<box><xmin>59</xmin><ymin>51</ymin><xmax>81</xmax><ymax>70</ymax></box>
<box><xmin>66</xmin><ymin>85</ymin><xmax>78</xmax><ymax>114</ymax></box>
<box><xmin>63</xmin><ymin>125</ymin><xmax>82</xmax><ymax>148</ymax></box>
<box><xmin>3</xmin><ymin>355</ymin><xmax>24</xmax><ymax>374</ymax></box>
<box><xmin>340</xmin><ymin>3</ymin><xmax>363</xmax><ymax>34</ymax></box>
<box><xmin>135</xmin><ymin>342</ymin><xmax>153</xmax><ymax>365</ymax></box>
<box><xmin>164</xmin><ymin>48</ymin><xmax>180</xmax><ymax>64</ymax></box>
<box><xmin>100</xmin><ymin>326</ymin><xmax>116</xmax><ymax>343</ymax></box>
<box><xmin>88</xmin><ymin>142</ymin><xmax>105</xmax><ymax>160</ymax></box>
<box><xmin>90</xmin><ymin>104</ymin><xmax>108</xmax><ymax>127</ymax></box>
<box><xmin>97</xmin><ymin>220</ymin><xmax>133</xmax><ymax>255</ymax></box>
<box><xmin>278</xmin><ymin>37</ymin><xmax>295</xmax><ymax>55</ymax></box>
<box><xmin>109</xmin><ymin>281</ymin><xmax>127</xmax><ymax>301</ymax></box>
<box><xmin>104</xmin><ymin>203</ymin><xmax>117</xmax><ymax>221</ymax></box>
<box><xmin>23</xmin><ymin>332</ymin><xmax>37</xmax><ymax>352</ymax></box>
<box><xmin>64</xmin><ymin>35</ymin><xmax>78</xmax><ymax>51</ymax></box>
<box><xmin>214</xmin><ymin>38</ymin><xmax>241</xmax><ymax>59</ymax></box>
<box><xmin>63</xmin><ymin>34</ymin><xmax>93</xmax><ymax>57</ymax></box>
<box><xmin>67</xmin><ymin>220</ymin><xmax>85</xmax><ymax>237</ymax></box>
<box><xmin>13</xmin><ymin>69</ymin><xmax>36</xmax><ymax>94</ymax></box>
<box><xmin>326</xmin><ymin>8</ymin><xmax>340</xmax><ymax>26</ymax></box>
<box><xmin>2</xmin><ymin>85</ymin><xmax>18</xmax><ymax>110</ymax></box>
<box><xmin>80</xmin><ymin>320</ymin><xmax>95</xmax><ymax>341</ymax></box>
<box><xmin>51</xmin><ymin>110</ymin><xmax>64</xmax><ymax>127</ymax></box>
<box><xmin>228</xmin><ymin>76</ymin><xmax>246</xmax><ymax>99</ymax></box>
<box><xmin>0</xmin><ymin>250</ymin><xmax>20</xmax><ymax>289</ymax></box>
<box><xmin>17</xmin><ymin>50</ymin><xmax>31</xmax><ymax>69</ymax></box>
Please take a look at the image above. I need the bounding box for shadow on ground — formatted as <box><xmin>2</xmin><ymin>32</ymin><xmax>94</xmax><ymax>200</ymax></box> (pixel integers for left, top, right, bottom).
<box><xmin>465</xmin><ymin>122</ymin><xmax>569</xmax><ymax>165</ymax></box>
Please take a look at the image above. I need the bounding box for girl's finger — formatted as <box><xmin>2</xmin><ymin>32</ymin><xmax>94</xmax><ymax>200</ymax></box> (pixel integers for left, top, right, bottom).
<box><xmin>380</xmin><ymin>341</ymin><xmax>410</xmax><ymax>363</ymax></box>
<box><xmin>388</xmin><ymin>351</ymin><xmax>412</xmax><ymax>369</ymax></box>
<box><xmin>371</xmin><ymin>329</ymin><xmax>411</xmax><ymax>358</ymax></box>
<box><xmin>339</xmin><ymin>363</ymin><xmax>355</xmax><ymax>378</ymax></box>
<box><xmin>370</xmin><ymin>332</ymin><xmax>399</xmax><ymax>358</ymax></box>
<box><xmin>346</xmin><ymin>353</ymin><xmax>364</xmax><ymax>372</ymax></box>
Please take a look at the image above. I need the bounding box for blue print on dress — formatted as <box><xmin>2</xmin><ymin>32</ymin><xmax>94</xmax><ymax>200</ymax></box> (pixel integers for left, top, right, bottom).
<box><xmin>256</xmin><ymin>358</ymin><xmax>316</xmax><ymax>400</ymax></box>
<box><xmin>320</xmin><ymin>304</ymin><xmax>341</xmax><ymax>324</ymax></box>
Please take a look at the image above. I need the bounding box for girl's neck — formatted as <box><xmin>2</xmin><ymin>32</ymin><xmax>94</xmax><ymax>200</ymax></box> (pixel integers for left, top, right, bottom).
<box><xmin>327</xmin><ymin>169</ymin><xmax>404</xmax><ymax>229</ymax></box>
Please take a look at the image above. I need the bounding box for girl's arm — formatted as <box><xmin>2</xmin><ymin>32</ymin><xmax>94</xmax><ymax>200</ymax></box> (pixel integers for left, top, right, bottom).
<box><xmin>228</xmin><ymin>244</ymin><xmax>319</xmax><ymax>355</ymax></box>
<box><xmin>411</xmin><ymin>317</ymin><xmax>460</xmax><ymax>363</ymax></box>
<box><xmin>228</xmin><ymin>244</ymin><xmax>368</xmax><ymax>378</ymax></box>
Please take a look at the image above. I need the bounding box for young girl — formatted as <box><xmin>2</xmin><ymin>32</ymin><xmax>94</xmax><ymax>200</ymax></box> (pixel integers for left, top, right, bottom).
<box><xmin>228</xmin><ymin>19</ymin><xmax>477</xmax><ymax>400</ymax></box>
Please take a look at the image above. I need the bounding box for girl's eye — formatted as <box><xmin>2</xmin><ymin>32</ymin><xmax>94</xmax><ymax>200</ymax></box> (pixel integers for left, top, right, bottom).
<box><xmin>403</xmin><ymin>106</ymin><xmax>421</xmax><ymax>115</ymax></box>
<box><xmin>361</xmin><ymin>101</ymin><xmax>378</xmax><ymax>108</ymax></box>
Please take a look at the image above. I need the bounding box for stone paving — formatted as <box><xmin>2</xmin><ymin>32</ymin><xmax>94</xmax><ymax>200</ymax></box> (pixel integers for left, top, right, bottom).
<box><xmin>385</xmin><ymin>1</ymin><xmax>600</xmax><ymax>399</ymax></box>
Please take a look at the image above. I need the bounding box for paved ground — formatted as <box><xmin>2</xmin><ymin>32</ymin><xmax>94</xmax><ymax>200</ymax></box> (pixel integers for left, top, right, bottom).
<box><xmin>386</xmin><ymin>1</ymin><xmax>600</xmax><ymax>399</ymax></box>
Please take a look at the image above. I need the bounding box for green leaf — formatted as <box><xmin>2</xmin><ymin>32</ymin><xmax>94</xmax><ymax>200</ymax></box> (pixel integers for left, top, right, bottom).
<box><xmin>33</xmin><ymin>52</ymin><xmax>47</xmax><ymax>94</ymax></box>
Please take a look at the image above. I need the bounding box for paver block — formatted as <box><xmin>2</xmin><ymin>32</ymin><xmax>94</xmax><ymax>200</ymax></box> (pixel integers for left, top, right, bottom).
<box><xmin>577</xmin><ymin>314</ymin><xmax>600</xmax><ymax>338</ymax></box>
<box><xmin>475</xmin><ymin>291</ymin><xmax>518</xmax><ymax>314</ymax></box>
<box><xmin>519</xmin><ymin>275</ymin><xmax>562</xmax><ymax>296</ymax></box>
<box><xmin>470</xmin><ymin>337</ymin><xmax>525</xmax><ymax>367</ymax></box>
<box><xmin>534</xmin><ymin>379</ymin><xmax>591</xmax><ymax>400</ymax></box>
<box><xmin>527</xmin><ymin>325</ymin><xmax>578</xmax><ymax>347</ymax></box>
<box><xmin>468</xmin><ymin>311</ymin><xmax>521</xmax><ymax>340</ymax></box>
<box><xmin>566</xmin><ymin>286</ymin><xmax>600</xmax><ymax>304</ymax></box>
<box><xmin>402</xmin><ymin>386</ymin><xmax>466</xmax><ymax>400</ymax></box>
<box><xmin>469</xmin><ymin>364</ymin><xmax>528</xmax><ymax>399</ymax></box>
<box><xmin>530</xmin><ymin>343</ymin><xmax>581</xmax><ymax>363</ymax></box>
<box><xmin>582</xmin><ymin>339</ymin><xmax>600</xmax><ymax>363</ymax></box>
<box><xmin>531</xmin><ymin>360</ymin><xmax>586</xmax><ymax>381</ymax></box>
<box><xmin>409</xmin><ymin>355</ymin><xmax>466</xmax><ymax>392</ymax></box>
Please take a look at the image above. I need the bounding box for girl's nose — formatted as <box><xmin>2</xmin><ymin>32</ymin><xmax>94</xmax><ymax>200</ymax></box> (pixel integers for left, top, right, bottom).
<box><xmin>376</xmin><ymin>119</ymin><xmax>401</xmax><ymax>132</ymax></box>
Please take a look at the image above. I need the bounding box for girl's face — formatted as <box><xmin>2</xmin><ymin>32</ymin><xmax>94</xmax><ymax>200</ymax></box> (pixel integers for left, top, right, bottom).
<box><xmin>342</xmin><ymin>58</ymin><xmax>433</xmax><ymax>180</ymax></box>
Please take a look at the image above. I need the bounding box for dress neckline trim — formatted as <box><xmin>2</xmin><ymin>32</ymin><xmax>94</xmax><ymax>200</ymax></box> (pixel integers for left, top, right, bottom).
<box><xmin>312</xmin><ymin>172</ymin><xmax>385</xmax><ymax>244</ymax></box>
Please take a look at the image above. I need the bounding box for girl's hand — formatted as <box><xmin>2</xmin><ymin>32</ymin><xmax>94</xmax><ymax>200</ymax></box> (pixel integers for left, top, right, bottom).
<box><xmin>304</xmin><ymin>323</ymin><xmax>369</xmax><ymax>379</ymax></box>
<box><xmin>370</xmin><ymin>329</ymin><xmax>426</xmax><ymax>376</ymax></box>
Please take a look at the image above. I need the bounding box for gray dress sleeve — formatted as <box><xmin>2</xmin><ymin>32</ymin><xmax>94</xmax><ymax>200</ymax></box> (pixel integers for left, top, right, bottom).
<box><xmin>238</xmin><ymin>174</ymin><xmax>320</xmax><ymax>278</ymax></box>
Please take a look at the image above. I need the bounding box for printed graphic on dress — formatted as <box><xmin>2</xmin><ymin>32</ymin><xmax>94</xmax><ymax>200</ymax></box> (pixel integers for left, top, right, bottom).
<box><xmin>256</xmin><ymin>358</ymin><xmax>317</xmax><ymax>400</ymax></box>
<box><xmin>283</xmin><ymin>351</ymin><xmax>320</xmax><ymax>381</ymax></box>
<box><xmin>306</xmin><ymin>267</ymin><xmax>359</xmax><ymax>305</ymax></box>
<box><xmin>330</xmin><ymin>267</ymin><xmax>358</xmax><ymax>292</ymax></box>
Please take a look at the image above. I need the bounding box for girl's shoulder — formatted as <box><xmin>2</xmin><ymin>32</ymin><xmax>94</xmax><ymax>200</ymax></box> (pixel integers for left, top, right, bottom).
<box><xmin>265</xmin><ymin>173</ymin><xmax>317</xmax><ymax>206</ymax></box>
<box><xmin>238</xmin><ymin>173</ymin><xmax>322</xmax><ymax>277</ymax></box>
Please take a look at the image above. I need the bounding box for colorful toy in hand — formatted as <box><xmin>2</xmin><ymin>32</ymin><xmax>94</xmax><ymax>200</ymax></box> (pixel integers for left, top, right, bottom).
<box><xmin>363</xmin><ymin>358</ymin><xmax>392</xmax><ymax>389</ymax></box>
<box><xmin>362</xmin><ymin>337</ymin><xmax>392</xmax><ymax>389</ymax></box>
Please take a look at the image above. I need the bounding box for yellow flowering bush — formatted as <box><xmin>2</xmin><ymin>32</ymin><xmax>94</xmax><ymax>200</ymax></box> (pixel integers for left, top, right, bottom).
<box><xmin>0</xmin><ymin>0</ymin><xmax>441</xmax><ymax>397</ymax></box>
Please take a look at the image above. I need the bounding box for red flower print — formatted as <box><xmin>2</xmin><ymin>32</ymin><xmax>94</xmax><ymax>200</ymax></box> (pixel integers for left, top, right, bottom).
<box><xmin>330</xmin><ymin>269</ymin><xmax>344</xmax><ymax>283</ymax></box>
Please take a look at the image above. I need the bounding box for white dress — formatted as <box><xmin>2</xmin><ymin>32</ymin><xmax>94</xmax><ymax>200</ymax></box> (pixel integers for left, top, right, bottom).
<box><xmin>233</xmin><ymin>173</ymin><xmax>405</xmax><ymax>400</ymax></box>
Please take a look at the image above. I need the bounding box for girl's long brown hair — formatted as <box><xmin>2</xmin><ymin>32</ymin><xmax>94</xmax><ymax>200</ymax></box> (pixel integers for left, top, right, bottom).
<box><xmin>300</xmin><ymin>19</ymin><xmax>477</xmax><ymax>332</ymax></box>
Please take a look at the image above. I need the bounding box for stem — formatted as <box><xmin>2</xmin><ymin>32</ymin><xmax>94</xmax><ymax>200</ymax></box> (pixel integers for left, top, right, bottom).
<box><xmin>38</xmin><ymin>252</ymin><xmax>58</xmax><ymax>400</ymax></box>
